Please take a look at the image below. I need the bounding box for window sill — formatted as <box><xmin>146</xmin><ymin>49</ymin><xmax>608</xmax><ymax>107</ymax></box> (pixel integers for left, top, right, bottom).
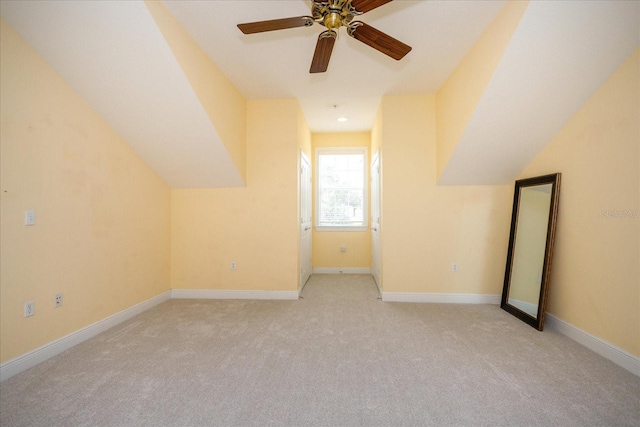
<box><xmin>315</xmin><ymin>225</ymin><xmax>369</xmax><ymax>232</ymax></box>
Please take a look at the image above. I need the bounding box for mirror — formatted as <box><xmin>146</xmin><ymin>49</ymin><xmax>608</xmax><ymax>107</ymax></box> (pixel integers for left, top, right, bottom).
<box><xmin>501</xmin><ymin>173</ymin><xmax>561</xmax><ymax>330</ymax></box>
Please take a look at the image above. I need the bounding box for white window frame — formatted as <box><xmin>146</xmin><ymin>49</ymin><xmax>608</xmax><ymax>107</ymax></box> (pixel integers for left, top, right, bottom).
<box><xmin>315</xmin><ymin>146</ymin><xmax>368</xmax><ymax>232</ymax></box>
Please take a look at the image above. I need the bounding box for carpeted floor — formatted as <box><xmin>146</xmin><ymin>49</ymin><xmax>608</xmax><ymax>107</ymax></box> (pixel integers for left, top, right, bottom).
<box><xmin>1</xmin><ymin>274</ymin><xmax>639</xmax><ymax>426</ymax></box>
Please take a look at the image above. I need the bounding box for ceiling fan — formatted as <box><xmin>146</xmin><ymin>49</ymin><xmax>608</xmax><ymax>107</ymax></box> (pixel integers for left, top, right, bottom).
<box><xmin>237</xmin><ymin>0</ymin><xmax>412</xmax><ymax>73</ymax></box>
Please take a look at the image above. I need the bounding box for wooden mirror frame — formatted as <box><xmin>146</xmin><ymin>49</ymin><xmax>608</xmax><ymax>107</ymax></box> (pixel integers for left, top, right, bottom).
<box><xmin>501</xmin><ymin>173</ymin><xmax>561</xmax><ymax>330</ymax></box>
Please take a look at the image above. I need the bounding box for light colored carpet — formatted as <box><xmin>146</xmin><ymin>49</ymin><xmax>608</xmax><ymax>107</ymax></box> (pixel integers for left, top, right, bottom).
<box><xmin>1</xmin><ymin>274</ymin><xmax>639</xmax><ymax>426</ymax></box>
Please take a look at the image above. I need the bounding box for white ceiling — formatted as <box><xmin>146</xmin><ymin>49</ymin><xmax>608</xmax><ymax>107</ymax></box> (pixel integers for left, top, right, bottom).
<box><xmin>1</xmin><ymin>1</ymin><xmax>638</xmax><ymax>188</ymax></box>
<box><xmin>163</xmin><ymin>0</ymin><xmax>505</xmax><ymax>133</ymax></box>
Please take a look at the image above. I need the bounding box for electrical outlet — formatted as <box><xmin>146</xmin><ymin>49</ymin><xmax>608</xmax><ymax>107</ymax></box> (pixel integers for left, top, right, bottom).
<box><xmin>24</xmin><ymin>300</ymin><xmax>34</xmax><ymax>317</ymax></box>
<box><xmin>452</xmin><ymin>263</ymin><xmax>458</xmax><ymax>272</ymax></box>
<box><xmin>230</xmin><ymin>261</ymin><xmax>237</xmax><ymax>270</ymax></box>
<box><xmin>55</xmin><ymin>293</ymin><xmax>63</xmax><ymax>308</ymax></box>
<box><xmin>25</xmin><ymin>210</ymin><xmax>35</xmax><ymax>226</ymax></box>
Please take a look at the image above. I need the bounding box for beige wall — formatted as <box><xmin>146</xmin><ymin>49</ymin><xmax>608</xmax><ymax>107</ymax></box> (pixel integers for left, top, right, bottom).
<box><xmin>436</xmin><ymin>0</ymin><xmax>528</xmax><ymax>182</ymax></box>
<box><xmin>520</xmin><ymin>48</ymin><xmax>639</xmax><ymax>356</ymax></box>
<box><xmin>371</xmin><ymin>106</ymin><xmax>382</xmax><ymax>157</ymax></box>
<box><xmin>171</xmin><ymin>99</ymin><xmax>306</xmax><ymax>291</ymax></box>
<box><xmin>378</xmin><ymin>94</ymin><xmax>512</xmax><ymax>294</ymax></box>
<box><xmin>145</xmin><ymin>0</ymin><xmax>247</xmax><ymax>183</ymax></box>
<box><xmin>311</xmin><ymin>132</ymin><xmax>372</xmax><ymax>269</ymax></box>
<box><xmin>298</xmin><ymin>108</ymin><xmax>312</xmax><ymax>159</ymax></box>
<box><xmin>0</xmin><ymin>20</ymin><xmax>171</xmax><ymax>363</ymax></box>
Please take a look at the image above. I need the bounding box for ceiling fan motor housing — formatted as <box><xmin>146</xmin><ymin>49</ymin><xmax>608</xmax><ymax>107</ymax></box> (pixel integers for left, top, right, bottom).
<box><xmin>323</xmin><ymin>12</ymin><xmax>342</xmax><ymax>30</ymax></box>
<box><xmin>313</xmin><ymin>0</ymin><xmax>356</xmax><ymax>30</ymax></box>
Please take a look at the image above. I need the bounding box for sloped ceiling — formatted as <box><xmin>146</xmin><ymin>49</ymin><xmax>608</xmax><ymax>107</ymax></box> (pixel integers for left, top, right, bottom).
<box><xmin>439</xmin><ymin>0</ymin><xmax>640</xmax><ymax>185</ymax></box>
<box><xmin>1</xmin><ymin>1</ymin><xmax>638</xmax><ymax>188</ymax></box>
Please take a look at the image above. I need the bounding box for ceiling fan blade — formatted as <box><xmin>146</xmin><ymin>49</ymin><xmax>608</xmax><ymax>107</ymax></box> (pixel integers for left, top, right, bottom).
<box><xmin>237</xmin><ymin>16</ymin><xmax>314</xmax><ymax>34</ymax></box>
<box><xmin>348</xmin><ymin>22</ymin><xmax>411</xmax><ymax>60</ymax></box>
<box><xmin>350</xmin><ymin>0</ymin><xmax>394</xmax><ymax>14</ymax></box>
<box><xmin>310</xmin><ymin>31</ymin><xmax>337</xmax><ymax>73</ymax></box>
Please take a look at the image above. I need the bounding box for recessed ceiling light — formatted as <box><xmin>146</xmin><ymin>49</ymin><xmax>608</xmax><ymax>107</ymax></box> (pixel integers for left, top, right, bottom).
<box><xmin>337</xmin><ymin>117</ymin><xmax>348</xmax><ymax>122</ymax></box>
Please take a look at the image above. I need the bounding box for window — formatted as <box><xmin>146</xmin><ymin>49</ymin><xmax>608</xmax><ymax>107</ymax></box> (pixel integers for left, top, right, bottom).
<box><xmin>315</xmin><ymin>147</ymin><xmax>368</xmax><ymax>231</ymax></box>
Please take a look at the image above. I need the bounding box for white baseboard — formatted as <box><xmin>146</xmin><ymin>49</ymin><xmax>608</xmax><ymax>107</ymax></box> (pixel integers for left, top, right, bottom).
<box><xmin>546</xmin><ymin>313</ymin><xmax>640</xmax><ymax>377</ymax></box>
<box><xmin>5</xmin><ymin>289</ymin><xmax>636</xmax><ymax>383</ymax></box>
<box><xmin>382</xmin><ymin>292</ymin><xmax>501</xmax><ymax>305</ymax></box>
<box><xmin>171</xmin><ymin>289</ymin><xmax>299</xmax><ymax>300</ymax></box>
<box><xmin>312</xmin><ymin>267</ymin><xmax>371</xmax><ymax>275</ymax></box>
<box><xmin>0</xmin><ymin>291</ymin><xmax>171</xmax><ymax>382</ymax></box>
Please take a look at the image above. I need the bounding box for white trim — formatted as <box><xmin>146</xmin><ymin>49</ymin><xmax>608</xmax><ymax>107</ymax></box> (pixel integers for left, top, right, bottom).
<box><xmin>312</xmin><ymin>267</ymin><xmax>372</xmax><ymax>275</ymax></box>
<box><xmin>0</xmin><ymin>291</ymin><xmax>170</xmax><ymax>382</ymax></box>
<box><xmin>4</xmin><ymin>289</ymin><xmax>637</xmax><ymax>384</ymax></box>
<box><xmin>314</xmin><ymin>225</ymin><xmax>368</xmax><ymax>232</ymax></box>
<box><xmin>382</xmin><ymin>292</ymin><xmax>501</xmax><ymax>305</ymax></box>
<box><xmin>546</xmin><ymin>313</ymin><xmax>640</xmax><ymax>376</ymax></box>
<box><xmin>170</xmin><ymin>289</ymin><xmax>299</xmax><ymax>300</ymax></box>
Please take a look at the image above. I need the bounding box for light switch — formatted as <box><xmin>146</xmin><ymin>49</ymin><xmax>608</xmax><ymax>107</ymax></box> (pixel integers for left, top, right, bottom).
<box><xmin>25</xmin><ymin>210</ymin><xmax>35</xmax><ymax>226</ymax></box>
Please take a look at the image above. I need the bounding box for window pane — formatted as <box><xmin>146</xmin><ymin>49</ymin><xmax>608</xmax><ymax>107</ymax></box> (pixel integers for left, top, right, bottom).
<box><xmin>319</xmin><ymin>189</ymin><xmax>363</xmax><ymax>221</ymax></box>
<box><xmin>347</xmin><ymin>170</ymin><xmax>362</xmax><ymax>187</ymax></box>
<box><xmin>316</xmin><ymin>149</ymin><xmax>367</xmax><ymax>228</ymax></box>
<box><xmin>347</xmin><ymin>154</ymin><xmax>363</xmax><ymax>170</ymax></box>
<box><xmin>334</xmin><ymin>155</ymin><xmax>348</xmax><ymax>171</ymax></box>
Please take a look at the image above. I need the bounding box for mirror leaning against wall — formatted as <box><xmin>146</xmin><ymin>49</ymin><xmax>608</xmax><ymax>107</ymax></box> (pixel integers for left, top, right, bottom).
<box><xmin>501</xmin><ymin>173</ymin><xmax>561</xmax><ymax>330</ymax></box>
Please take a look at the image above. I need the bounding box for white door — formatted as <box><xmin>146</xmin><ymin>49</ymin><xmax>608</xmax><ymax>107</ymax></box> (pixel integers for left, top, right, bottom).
<box><xmin>300</xmin><ymin>151</ymin><xmax>312</xmax><ymax>291</ymax></box>
<box><xmin>371</xmin><ymin>151</ymin><xmax>381</xmax><ymax>290</ymax></box>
